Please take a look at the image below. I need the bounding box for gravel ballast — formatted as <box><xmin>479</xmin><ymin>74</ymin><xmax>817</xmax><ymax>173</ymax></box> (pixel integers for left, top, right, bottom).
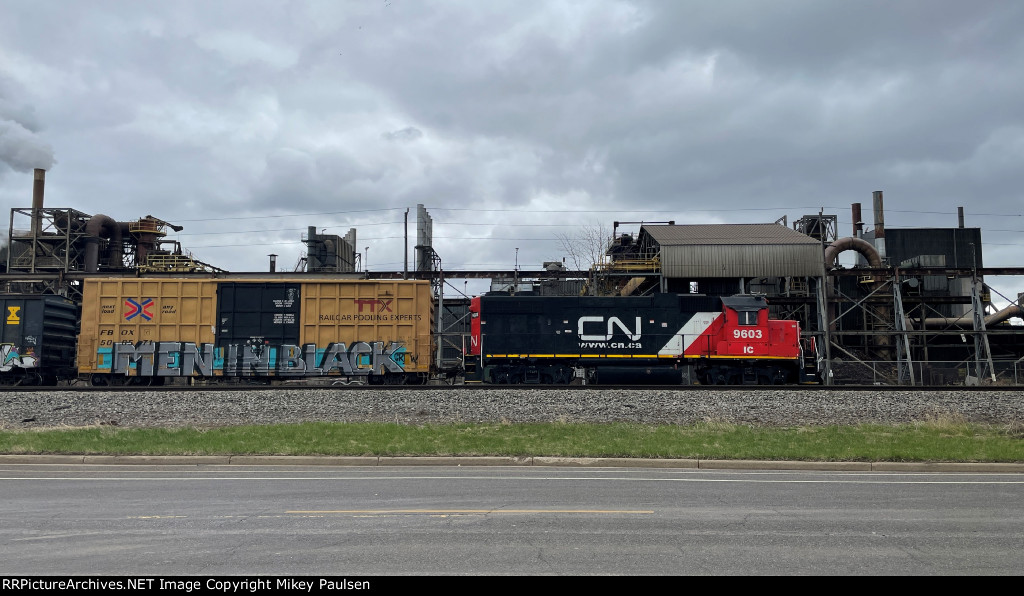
<box><xmin>2</xmin><ymin>388</ymin><xmax>1023</xmax><ymax>429</ymax></box>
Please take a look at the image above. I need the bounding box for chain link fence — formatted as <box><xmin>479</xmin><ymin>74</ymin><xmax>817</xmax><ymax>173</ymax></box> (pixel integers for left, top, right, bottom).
<box><xmin>827</xmin><ymin>359</ymin><xmax>1024</xmax><ymax>386</ymax></box>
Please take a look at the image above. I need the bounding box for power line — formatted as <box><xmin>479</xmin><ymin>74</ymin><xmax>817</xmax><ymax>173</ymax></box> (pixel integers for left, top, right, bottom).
<box><xmin>162</xmin><ymin>205</ymin><xmax>1024</xmax><ymax>226</ymax></box>
<box><xmin>173</xmin><ymin>208</ymin><xmax>405</xmax><ymax>223</ymax></box>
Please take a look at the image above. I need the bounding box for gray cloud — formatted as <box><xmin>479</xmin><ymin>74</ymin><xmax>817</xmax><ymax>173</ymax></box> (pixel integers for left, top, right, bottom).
<box><xmin>0</xmin><ymin>1</ymin><xmax>1021</xmax><ymax>301</ymax></box>
<box><xmin>382</xmin><ymin>127</ymin><xmax>423</xmax><ymax>142</ymax></box>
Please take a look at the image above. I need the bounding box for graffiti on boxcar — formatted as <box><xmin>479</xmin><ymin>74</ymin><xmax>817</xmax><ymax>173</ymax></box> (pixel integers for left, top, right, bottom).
<box><xmin>1</xmin><ymin>344</ymin><xmax>38</xmax><ymax>370</ymax></box>
<box><xmin>107</xmin><ymin>341</ymin><xmax>410</xmax><ymax>377</ymax></box>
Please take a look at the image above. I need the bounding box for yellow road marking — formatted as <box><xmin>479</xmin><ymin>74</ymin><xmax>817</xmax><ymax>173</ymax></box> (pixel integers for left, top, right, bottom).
<box><xmin>285</xmin><ymin>509</ymin><xmax>653</xmax><ymax>514</ymax></box>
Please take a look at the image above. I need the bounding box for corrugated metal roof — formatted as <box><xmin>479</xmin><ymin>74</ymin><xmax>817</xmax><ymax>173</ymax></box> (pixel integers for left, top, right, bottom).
<box><xmin>660</xmin><ymin>245</ymin><xmax>824</xmax><ymax>277</ymax></box>
<box><xmin>643</xmin><ymin>224</ymin><xmax>822</xmax><ymax>246</ymax></box>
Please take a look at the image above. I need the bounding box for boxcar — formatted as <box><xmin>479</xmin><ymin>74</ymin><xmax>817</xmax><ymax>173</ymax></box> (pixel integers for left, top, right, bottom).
<box><xmin>78</xmin><ymin>278</ymin><xmax>434</xmax><ymax>385</ymax></box>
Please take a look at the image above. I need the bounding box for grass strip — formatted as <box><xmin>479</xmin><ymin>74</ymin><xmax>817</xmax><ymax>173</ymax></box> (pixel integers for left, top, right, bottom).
<box><xmin>1</xmin><ymin>418</ymin><xmax>1022</xmax><ymax>462</ymax></box>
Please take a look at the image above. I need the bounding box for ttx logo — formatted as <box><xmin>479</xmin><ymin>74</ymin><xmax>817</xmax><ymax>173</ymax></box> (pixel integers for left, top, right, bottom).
<box><xmin>354</xmin><ymin>299</ymin><xmax>393</xmax><ymax>313</ymax></box>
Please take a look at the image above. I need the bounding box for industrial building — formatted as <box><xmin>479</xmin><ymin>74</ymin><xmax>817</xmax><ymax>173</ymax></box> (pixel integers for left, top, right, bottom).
<box><xmin>3</xmin><ymin>169</ymin><xmax>1023</xmax><ymax>385</ymax></box>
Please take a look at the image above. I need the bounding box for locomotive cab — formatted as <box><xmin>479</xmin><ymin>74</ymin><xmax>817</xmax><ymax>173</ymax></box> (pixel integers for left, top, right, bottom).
<box><xmin>699</xmin><ymin>295</ymin><xmax>802</xmax><ymax>385</ymax></box>
<box><xmin>718</xmin><ymin>295</ymin><xmax>774</xmax><ymax>358</ymax></box>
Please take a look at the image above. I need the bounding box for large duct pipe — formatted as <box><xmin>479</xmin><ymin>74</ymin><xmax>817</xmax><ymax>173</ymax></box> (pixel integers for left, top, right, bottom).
<box><xmin>824</xmin><ymin>236</ymin><xmax>882</xmax><ymax>268</ymax></box>
<box><xmin>84</xmin><ymin>214</ymin><xmax>126</xmax><ymax>272</ymax></box>
<box><xmin>31</xmin><ymin>168</ymin><xmax>45</xmax><ymax>236</ymax></box>
<box><xmin>918</xmin><ymin>303</ymin><xmax>1024</xmax><ymax>328</ymax></box>
<box><xmin>984</xmin><ymin>304</ymin><xmax>1023</xmax><ymax>326</ymax></box>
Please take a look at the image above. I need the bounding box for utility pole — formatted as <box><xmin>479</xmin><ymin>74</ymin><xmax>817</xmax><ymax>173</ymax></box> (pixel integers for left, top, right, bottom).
<box><xmin>514</xmin><ymin>247</ymin><xmax>519</xmax><ymax>294</ymax></box>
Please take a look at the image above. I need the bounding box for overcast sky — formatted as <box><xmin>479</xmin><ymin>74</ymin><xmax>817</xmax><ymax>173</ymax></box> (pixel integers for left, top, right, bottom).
<box><xmin>1</xmin><ymin>1</ymin><xmax>1022</xmax><ymax>305</ymax></box>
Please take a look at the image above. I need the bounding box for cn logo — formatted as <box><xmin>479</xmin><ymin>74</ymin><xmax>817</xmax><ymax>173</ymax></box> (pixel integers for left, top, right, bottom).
<box><xmin>577</xmin><ymin>316</ymin><xmax>642</xmax><ymax>341</ymax></box>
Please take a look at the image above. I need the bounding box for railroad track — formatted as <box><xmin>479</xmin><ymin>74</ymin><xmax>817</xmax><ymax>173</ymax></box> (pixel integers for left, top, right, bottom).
<box><xmin>2</xmin><ymin>382</ymin><xmax>1021</xmax><ymax>393</ymax></box>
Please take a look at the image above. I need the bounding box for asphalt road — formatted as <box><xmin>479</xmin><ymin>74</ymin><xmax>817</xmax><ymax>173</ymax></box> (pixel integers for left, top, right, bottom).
<box><xmin>2</xmin><ymin>461</ymin><xmax>1023</xmax><ymax>576</ymax></box>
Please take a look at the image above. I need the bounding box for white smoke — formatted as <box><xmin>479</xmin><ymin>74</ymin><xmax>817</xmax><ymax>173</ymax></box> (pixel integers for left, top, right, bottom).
<box><xmin>0</xmin><ymin>96</ymin><xmax>56</xmax><ymax>173</ymax></box>
<box><xmin>0</xmin><ymin>120</ymin><xmax>56</xmax><ymax>173</ymax></box>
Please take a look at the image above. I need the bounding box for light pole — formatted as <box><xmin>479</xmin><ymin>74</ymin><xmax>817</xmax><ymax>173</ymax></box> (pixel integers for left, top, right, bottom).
<box><xmin>514</xmin><ymin>247</ymin><xmax>519</xmax><ymax>293</ymax></box>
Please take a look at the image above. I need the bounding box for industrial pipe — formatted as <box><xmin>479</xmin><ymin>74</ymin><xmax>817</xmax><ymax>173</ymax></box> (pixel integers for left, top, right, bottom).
<box><xmin>824</xmin><ymin>236</ymin><xmax>882</xmax><ymax>268</ymax></box>
<box><xmin>918</xmin><ymin>302</ymin><xmax>1024</xmax><ymax>328</ymax></box>
<box><xmin>84</xmin><ymin>214</ymin><xmax>126</xmax><ymax>272</ymax></box>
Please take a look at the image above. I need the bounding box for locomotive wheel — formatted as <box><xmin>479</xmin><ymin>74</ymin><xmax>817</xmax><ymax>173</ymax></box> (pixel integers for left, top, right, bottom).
<box><xmin>90</xmin><ymin>374</ymin><xmax>111</xmax><ymax>387</ymax></box>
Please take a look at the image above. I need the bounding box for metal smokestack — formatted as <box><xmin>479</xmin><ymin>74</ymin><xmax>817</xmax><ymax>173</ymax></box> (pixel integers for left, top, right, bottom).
<box><xmin>872</xmin><ymin>191</ymin><xmax>885</xmax><ymax>261</ymax></box>
<box><xmin>32</xmin><ymin>168</ymin><xmax>45</xmax><ymax>235</ymax></box>
<box><xmin>958</xmin><ymin>206</ymin><xmax>965</xmax><ymax>228</ymax></box>
<box><xmin>851</xmin><ymin>203</ymin><xmax>863</xmax><ymax>237</ymax></box>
